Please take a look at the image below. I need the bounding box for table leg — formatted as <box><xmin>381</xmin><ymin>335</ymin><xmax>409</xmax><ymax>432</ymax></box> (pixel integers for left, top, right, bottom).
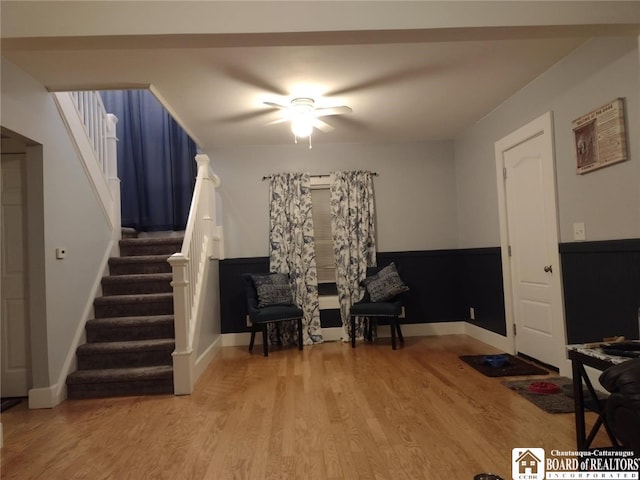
<box><xmin>572</xmin><ymin>359</ymin><xmax>587</xmax><ymax>449</ymax></box>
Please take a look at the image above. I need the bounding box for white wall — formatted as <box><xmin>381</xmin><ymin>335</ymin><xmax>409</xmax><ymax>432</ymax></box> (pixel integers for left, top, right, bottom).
<box><xmin>1</xmin><ymin>57</ymin><xmax>113</xmax><ymax>398</ymax></box>
<box><xmin>455</xmin><ymin>36</ymin><xmax>640</xmax><ymax>247</ymax></box>
<box><xmin>207</xmin><ymin>140</ymin><xmax>457</xmax><ymax>259</ymax></box>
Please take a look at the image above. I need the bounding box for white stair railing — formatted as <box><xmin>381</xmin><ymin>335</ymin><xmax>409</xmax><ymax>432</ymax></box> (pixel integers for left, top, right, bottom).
<box><xmin>53</xmin><ymin>91</ymin><xmax>121</xmax><ymax>250</ymax></box>
<box><xmin>169</xmin><ymin>153</ymin><xmax>222</xmax><ymax>395</ymax></box>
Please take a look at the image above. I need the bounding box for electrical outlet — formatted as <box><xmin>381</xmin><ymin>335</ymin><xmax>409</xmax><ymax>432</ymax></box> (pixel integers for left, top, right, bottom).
<box><xmin>469</xmin><ymin>307</ymin><xmax>475</xmax><ymax>320</ymax></box>
<box><xmin>573</xmin><ymin>222</ymin><xmax>586</xmax><ymax>241</ymax></box>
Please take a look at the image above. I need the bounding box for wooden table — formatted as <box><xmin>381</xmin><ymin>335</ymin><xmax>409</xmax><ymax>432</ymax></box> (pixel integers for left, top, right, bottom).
<box><xmin>566</xmin><ymin>344</ymin><xmax>631</xmax><ymax>450</ymax></box>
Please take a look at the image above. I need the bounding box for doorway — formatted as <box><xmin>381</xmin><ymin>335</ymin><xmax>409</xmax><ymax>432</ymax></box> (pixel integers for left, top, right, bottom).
<box><xmin>495</xmin><ymin>112</ymin><xmax>566</xmax><ymax>369</ymax></box>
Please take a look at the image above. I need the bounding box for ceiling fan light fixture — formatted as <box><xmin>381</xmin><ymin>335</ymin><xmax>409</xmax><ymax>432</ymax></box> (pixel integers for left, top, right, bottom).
<box><xmin>291</xmin><ymin>116</ymin><xmax>313</xmax><ymax>138</ymax></box>
<box><xmin>290</xmin><ymin>97</ymin><xmax>315</xmax><ymax>138</ymax></box>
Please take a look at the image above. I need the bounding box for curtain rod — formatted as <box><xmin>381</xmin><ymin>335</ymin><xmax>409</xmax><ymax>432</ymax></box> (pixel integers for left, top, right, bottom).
<box><xmin>262</xmin><ymin>172</ymin><xmax>378</xmax><ymax>181</ymax></box>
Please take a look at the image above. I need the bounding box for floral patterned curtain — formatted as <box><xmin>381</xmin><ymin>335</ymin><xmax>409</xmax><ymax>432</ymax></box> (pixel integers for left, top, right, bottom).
<box><xmin>269</xmin><ymin>172</ymin><xmax>323</xmax><ymax>345</ymax></box>
<box><xmin>330</xmin><ymin>170</ymin><xmax>377</xmax><ymax>340</ymax></box>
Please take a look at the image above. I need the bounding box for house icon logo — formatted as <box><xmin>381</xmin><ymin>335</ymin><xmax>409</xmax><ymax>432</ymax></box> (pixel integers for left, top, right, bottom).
<box><xmin>512</xmin><ymin>448</ymin><xmax>545</xmax><ymax>480</ymax></box>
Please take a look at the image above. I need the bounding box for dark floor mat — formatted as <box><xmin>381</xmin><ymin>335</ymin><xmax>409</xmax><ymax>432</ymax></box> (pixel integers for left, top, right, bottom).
<box><xmin>460</xmin><ymin>354</ymin><xmax>548</xmax><ymax>377</ymax></box>
<box><xmin>1</xmin><ymin>397</ymin><xmax>24</xmax><ymax>412</ymax></box>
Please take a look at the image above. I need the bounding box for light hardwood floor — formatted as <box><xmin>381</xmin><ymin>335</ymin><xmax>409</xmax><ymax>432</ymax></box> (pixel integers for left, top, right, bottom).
<box><xmin>1</xmin><ymin>334</ymin><xmax>610</xmax><ymax>479</ymax></box>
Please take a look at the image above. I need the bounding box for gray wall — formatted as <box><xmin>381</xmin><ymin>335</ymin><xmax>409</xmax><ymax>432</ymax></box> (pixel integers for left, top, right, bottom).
<box><xmin>208</xmin><ymin>140</ymin><xmax>458</xmax><ymax>259</ymax></box>
<box><xmin>1</xmin><ymin>57</ymin><xmax>114</xmax><ymax>391</ymax></box>
<box><xmin>455</xmin><ymin>36</ymin><xmax>640</xmax><ymax>248</ymax></box>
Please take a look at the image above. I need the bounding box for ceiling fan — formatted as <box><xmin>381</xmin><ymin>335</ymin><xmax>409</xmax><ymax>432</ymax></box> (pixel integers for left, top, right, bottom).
<box><xmin>263</xmin><ymin>97</ymin><xmax>353</xmax><ymax>143</ymax></box>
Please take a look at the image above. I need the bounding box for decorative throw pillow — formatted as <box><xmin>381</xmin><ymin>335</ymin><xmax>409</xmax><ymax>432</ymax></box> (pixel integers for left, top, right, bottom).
<box><xmin>250</xmin><ymin>273</ymin><xmax>294</xmax><ymax>307</ymax></box>
<box><xmin>362</xmin><ymin>263</ymin><xmax>409</xmax><ymax>302</ymax></box>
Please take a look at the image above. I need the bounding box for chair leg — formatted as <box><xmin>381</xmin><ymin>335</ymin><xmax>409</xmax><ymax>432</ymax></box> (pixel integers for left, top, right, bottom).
<box><xmin>390</xmin><ymin>317</ymin><xmax>397</xmax><ymax>350</ymax></box>
<box><xmin>351</xmin><ymin>316</ymin><xmax>356</xmax><ymax>348</ymax></box>
<box><xmin>396</xmin><ymin>320</ymin><xmax>404</xmax><ymax>344</ymax></box>
<box><xmin>249</xmin><ymin>325</ymin><xmax>257</xmax><ymax>353</ymax></box>
<box><xmin>275</xmin><ymin>322</ymin><xmax>283</xmax><ymax>346</ymax></box>
<box><xmin>262</xmin><ymin>324</ymin><xmax>269</xmax><ymax>357</ymax></box>
<box><xmin>367</xmin><ymin>318</ymin><xmax>376</xmax><ymax>342</ymax></box>
<box><xmin>297</xmin><ymin>318</ymin><xmax>303</xmax><ymax>351</ymax></box>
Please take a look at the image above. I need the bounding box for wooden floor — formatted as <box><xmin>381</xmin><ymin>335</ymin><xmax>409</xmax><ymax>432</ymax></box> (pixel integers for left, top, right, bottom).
<box><xmin>1</xmin><ymin>334</ymin><xmax>610</xmax><ymax>479</ymax></box>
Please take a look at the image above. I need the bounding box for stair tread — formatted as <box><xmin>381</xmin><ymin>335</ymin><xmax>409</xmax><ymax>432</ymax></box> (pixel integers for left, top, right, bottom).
<box><xmin>102</xmin><ymin>273</ymin><xmax>173</xmax><ymax>283</ymax></box>
<box><xmin>120</xmin><ymin>236</ymin><xmax>183</xmax><ymax>246</ymax></box>
<box><xmin>109</xmin><ymin>255</ymin><xmax>172</xmax><ymax>263</ymax></box>
<box><xmin>67</xmin><ymin>365</ymin><xmax>173</xmax><ymax>384</ymax></box>
<box><xmin>78</xmin><ymin>339</ymin><xmax>175</xmax><ymax>353</ymax></box>
<box><xmin>87</xmin><ymin>315</ymin><xmax>174</xmax><ymax>326</ymax></box>
<box><xmin>94</xmin><ymin>292</ymin><xmax>173</xmax><ymax>304</ymax></box>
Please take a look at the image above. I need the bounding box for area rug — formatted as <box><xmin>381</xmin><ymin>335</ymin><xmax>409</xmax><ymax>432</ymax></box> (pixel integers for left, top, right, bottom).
<box><xmin>502</xmin><ymin>377</ymin><xmax>577</xmax><ymax>413</ymax></box>
<box><xmin>460</xmin><ymin>354</ymin><xmax>548</xmax><ymax>377</ymax></box>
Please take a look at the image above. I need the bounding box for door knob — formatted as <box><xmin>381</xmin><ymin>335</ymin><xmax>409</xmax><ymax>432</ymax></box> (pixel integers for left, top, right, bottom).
<box><xmin>543</xmin><ymin>265</ymin><xmax>553</xmax><ymax>273</ymax></box>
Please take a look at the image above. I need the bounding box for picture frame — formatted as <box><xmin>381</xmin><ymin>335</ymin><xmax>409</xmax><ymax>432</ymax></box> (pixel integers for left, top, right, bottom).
<box><xmin>572</xmin><ymin>98</ymin><xmax>627</xmax><ymax>174</ymax></box>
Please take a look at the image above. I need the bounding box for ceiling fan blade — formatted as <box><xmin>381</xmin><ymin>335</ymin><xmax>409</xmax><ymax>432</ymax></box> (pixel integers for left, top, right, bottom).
<box><xmin>265</xmin><ymin>117</ymin><xmax>289</xmax><ymax>126</ymax></box>
<box><xmin>327</xmin><ymin>65</ymin><xmax>438</xmax><ymax>96</ymax></box>
<box><xmin>223</xmin><ymin>66</ymin><xmax>288</xmax><ymax>96</ymax></box>
<box><xmin>264</xmin><ymin>101</ymin><xmax>290</xmax><ymax>110</ymax></box>
<box><xmin>313</xmin><ymin>105</ymin><xmax>352</xmax><ymax>117</ymax></box>
<box><xmin>218</xmin><ymin>107</ymin><xmax>278</xmax><ymax>123</ymax></box>
<box><xmin>312</xmin><ymin>119</ymin><xmax>334</xmax><ymax>133</ymax></box>
<box><xmin>328</xmin><ymin>115</ymin><xmax>370</xmax><ymax>131</ymax></box>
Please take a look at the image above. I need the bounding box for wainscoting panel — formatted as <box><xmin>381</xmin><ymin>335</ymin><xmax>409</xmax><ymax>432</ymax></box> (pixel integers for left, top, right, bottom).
<box><xmin>376</xmin><ymin>251</ymin><xmax>463</xmax><ymax>324</ymax></box>
<box><xmin>219</xmin><ymin>248</ymin><xmax>507</xmax><ymax>336</ymax></box>
<box><xmin>560</xmin><ymin>239</ymin><xmax>640</xmax><ymax>344</ymax></box>
<box><xmin>455</xmin><ymin>248</ymin><xmax>507</xmax><ymax>336</ymax></box>
<box><xmin>219</xmin><ymin>257</ymin><xmax>269</xmax><ymax>335</ymax></box>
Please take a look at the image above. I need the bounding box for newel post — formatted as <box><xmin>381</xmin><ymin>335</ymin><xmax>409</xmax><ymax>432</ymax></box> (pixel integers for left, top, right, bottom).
<box><xmin>168</xmin><ymin>252</ymin><xmax>194</xmax><ymax>394</ymax></box>
<box><xmin>105</xmin><ymin>113</ymin><xmax>121</xmax><ymax>254</ymax></box>
<box><xmin>195</xmin><ymin>154</ymin><xmax>217</xmax><ymax>255</ymax></box>
<box><xmin>105</xmin><ymin>114</ymin><xmax>119</xmax><ymax>181</ymax></box>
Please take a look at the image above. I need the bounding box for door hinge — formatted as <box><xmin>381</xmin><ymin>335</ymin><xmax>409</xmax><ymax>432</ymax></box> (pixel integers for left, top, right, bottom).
<box><xmin>513</xmin><ymin>323</ymin><xmax>517</xmax><ymax>335</ymax></box>
<box><xmin>503</xmin><ymin>167</ymin><xmax>507</xmax><ymax>180</ymax></box>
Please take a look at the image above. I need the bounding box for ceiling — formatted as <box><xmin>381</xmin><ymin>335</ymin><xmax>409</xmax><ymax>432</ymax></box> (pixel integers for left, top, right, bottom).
<box><xmin>2</xmin><ymin>1</ymin><xmax>639</xmax><ymax>151</ymax></box>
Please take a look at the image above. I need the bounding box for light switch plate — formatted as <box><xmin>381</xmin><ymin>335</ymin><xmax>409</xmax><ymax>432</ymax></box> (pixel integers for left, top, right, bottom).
<box><xmin>573</xmin><ymin>222</ymin><xmax>586</xmax><ymax>241</ymax></box>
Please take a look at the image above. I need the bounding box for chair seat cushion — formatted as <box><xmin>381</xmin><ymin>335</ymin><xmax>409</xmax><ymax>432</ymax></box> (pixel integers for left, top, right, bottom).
<box><xmin>350</xmin><ymin>300</ymin><xmax>402</xmax><ymax>317</ymax></box>
<box><xmin>250</xmin><ymin>304</ymin><xmax>304</xmax><ymax>323</ymax></box>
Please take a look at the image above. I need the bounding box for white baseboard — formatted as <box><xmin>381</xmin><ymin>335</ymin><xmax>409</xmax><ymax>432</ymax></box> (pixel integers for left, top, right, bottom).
<box><xmin>194</xmin><ymin>335</ymin><xmax>223</xmax><ymax>380</ymax></box>
<box><xmin>28</xmin><ymin>384</ymin><xmax>57</xmax><ymax>409</ymax></box>
<box><xmin>221</xmin><ymin>332</ymin><xmax>254</xmax><ymax>347</ymax></box>
<box><xmin>222</xmin><ymin>321</ymin><xmax>469</xmax><ymax>346</ymax></box>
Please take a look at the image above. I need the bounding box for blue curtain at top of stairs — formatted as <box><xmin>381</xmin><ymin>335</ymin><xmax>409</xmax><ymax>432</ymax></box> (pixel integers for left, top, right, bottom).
<box><xmin>100</xmin><ymin>89</ymin><xmax>198</xmax><ymax>232</ymax></box>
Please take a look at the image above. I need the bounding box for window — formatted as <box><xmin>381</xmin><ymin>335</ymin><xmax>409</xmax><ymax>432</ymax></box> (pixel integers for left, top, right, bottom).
<box><xmin>310</xmin><ymin>180</ymin><xmax>335</xmax><ymax>285</ymax></box>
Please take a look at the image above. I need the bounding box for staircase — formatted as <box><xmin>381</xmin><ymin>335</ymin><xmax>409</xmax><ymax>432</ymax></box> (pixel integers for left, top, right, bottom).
<box><xmin>66</xmin><ymin>233</ymin><xmax>183</xmax><ymax>399</ymax></box>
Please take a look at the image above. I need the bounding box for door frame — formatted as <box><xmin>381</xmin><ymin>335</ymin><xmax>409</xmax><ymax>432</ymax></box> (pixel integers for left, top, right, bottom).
<box><xmin>1</xmin><ymin>152</ymin><xmax>31</xmax><ymax>397</ymax></box>
<box><xmin>494</xmin><ymin>111</ymin><xmax>568</xmax><ymax>372</ymax></box>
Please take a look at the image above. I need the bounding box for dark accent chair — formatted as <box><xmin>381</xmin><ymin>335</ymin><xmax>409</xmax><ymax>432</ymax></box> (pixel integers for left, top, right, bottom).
<box><xmin>242</xmin><ymin>274</ymin><xmax>304</xmax><ymax>357</ymax></box>
<box><xmin>599</xmin><ymin>357</ymin><xmax>640</xmax><ymax>455</ymax></box>
<box><xmin>349</xmin><ymin>266</ymin><xmax>405</xmax><ymax>350</ymax></box>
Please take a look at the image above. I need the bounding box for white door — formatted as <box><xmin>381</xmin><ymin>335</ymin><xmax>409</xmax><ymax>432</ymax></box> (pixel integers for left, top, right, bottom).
<box><xmin>1</xmin><ymin>153</ymin><xmax>31</xmax><ymax>397</ymax></box>
<box><xmin>496</xmin><ymin>112</ymin><xmax>566</xmax><ymax>368</ymax></box>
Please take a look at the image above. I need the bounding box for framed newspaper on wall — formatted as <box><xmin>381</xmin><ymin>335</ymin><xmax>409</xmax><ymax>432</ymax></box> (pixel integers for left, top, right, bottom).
<box><xmin>572</xmin><ymin>98</ymin><xmax>628</xmax><ymax>174</ymax></box>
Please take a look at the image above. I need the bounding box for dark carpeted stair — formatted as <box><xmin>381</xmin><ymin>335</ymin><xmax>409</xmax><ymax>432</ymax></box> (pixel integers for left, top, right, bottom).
<box><xmin>66</xmin><ymin>233</ymin><xmax>183</xmax><ymax>400</ymax></box>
